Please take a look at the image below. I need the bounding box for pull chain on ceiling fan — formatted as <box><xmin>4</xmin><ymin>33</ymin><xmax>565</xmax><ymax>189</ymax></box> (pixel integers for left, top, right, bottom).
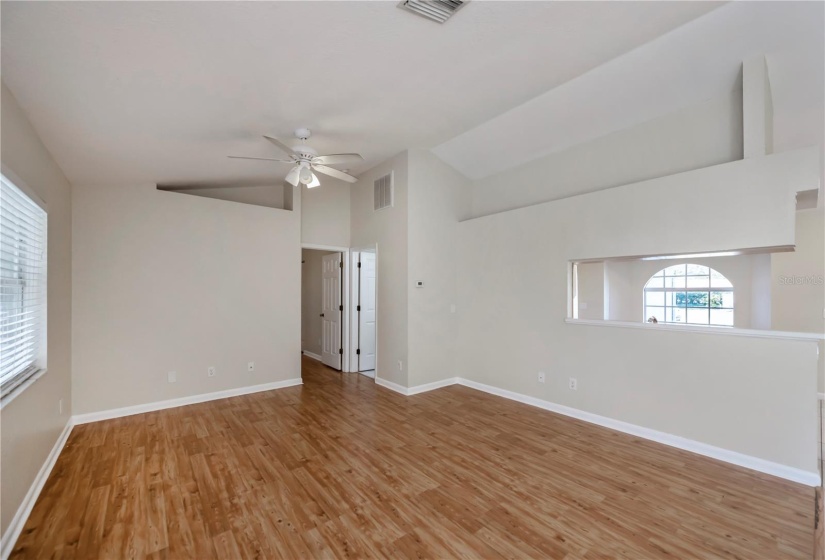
<box><xmin>228</xmin><ymin>128</ymin><xmax>363</xmax><ymax>188</ymax></box>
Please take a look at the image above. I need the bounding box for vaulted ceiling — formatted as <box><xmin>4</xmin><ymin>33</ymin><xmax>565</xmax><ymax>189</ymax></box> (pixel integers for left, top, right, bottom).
<box><xmin>2</xmin><ymin>2</ymin><xmax>821</xmax><ymax>189</ymax></box>
<box><xmin>1</xmin><ymin>1</ymin><xmax>721</xmax><ymax>186</ymax></box>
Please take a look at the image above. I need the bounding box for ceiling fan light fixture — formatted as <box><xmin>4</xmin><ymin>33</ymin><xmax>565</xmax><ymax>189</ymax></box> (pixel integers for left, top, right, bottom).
<box><xmin>299</xmin><ymin>165</ymin><xmax>314</xmax><ymax>185</ymax></box>
<box><xmin>307</xmin><ymin>173</ymin><xmax>321</xmax><ymax>189</ymax></box>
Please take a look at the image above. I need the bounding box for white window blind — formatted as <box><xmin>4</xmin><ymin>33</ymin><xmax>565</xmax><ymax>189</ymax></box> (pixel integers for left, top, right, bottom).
<box><xmin>1</xmin><ymin>173</ymin><xmax>47</xmax><ymax>401</ymax></box>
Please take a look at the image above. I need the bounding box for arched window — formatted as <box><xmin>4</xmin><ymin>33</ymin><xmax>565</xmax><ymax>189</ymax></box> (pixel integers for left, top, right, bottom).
<box><xmin>643</xmin><ymin>264</ymin><xmax>733</xmax><ymax>327</ymax></box>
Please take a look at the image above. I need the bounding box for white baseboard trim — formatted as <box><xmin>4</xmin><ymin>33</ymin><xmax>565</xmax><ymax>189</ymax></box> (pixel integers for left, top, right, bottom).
<box><xmin>1</xmin><ymin>418</ymin><xmax>74</xmax><ymax>560</ymax></box>
<box><xmin>375</xmin><ymin>376</ymin><xmax>459</xmax><ymax>396</ymax></box>
<box><xmin>358</xmin><ymin>369</ymin><xmax>376</xmax><ymax>379</ymax></box>
<box><xmin>302</xmin><ymin>351</ymin><xmax>322</xmax><ymax>362</ymax></box>
<box><xmin>374</xmin><ymin>376</ymin><xmax>410</xmax><ymax>395</ymax></box>
<box><xmin>407</xmin><ymin>377</ymin><xmax>460</xmax><ymax>396</ymax></box>
<box><xmin>73</xmin><ymin>378</ymin><xmax>303</xmax><ymax>425</ymax></box>
<box><xmin>456</xmin><ymin>378</ymin><xmax>820</xmax><ymax>487</ymax></box>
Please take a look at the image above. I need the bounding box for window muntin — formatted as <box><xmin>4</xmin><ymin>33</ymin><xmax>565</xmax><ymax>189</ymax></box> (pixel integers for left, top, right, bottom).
<box><xmin>1</xmin><ymin>174</ymin><xmax>47</xmax><ymax>401</ymax></box>
<box><xmin>644</xmin><ymin>264</ymin><xmax>733</xmax><ymax>327</ymax></box>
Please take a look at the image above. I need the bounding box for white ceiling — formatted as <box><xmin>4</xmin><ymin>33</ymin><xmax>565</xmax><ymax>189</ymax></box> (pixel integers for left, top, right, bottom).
<box><xmin>434</xmin><ymin>1</ymin><xmax>825</xmax><ymax>180</ymax></box>
<box><xmin>0</xmin><ymin>1</ymin><xmax>722</xmax><ymax>187</ymax></box>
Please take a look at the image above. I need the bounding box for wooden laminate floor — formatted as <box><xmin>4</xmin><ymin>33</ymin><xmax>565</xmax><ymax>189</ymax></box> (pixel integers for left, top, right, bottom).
<box><xmin>12</xmin><ymin>357</ymin><xmax>814</xmax><ymax>559</ymax></box>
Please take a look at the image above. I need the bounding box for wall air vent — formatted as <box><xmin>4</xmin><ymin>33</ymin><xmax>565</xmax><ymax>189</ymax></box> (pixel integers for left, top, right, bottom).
<box><xmin>374</xmin><ymin>172</ymin><xmax>393</xmax><ymax>211</ymax></box>
<box><xmin>398</xmin><ymin>0</ymin><xmax>467</xmax><ymax>23</ymax></box>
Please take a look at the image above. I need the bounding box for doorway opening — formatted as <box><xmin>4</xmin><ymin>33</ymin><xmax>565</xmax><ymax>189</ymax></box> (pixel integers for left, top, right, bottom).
<box><xmin>301</xmin><ymin>247</ymin><xmax>345</xmax><ymax>371</ymax></box>
<box><xmin>350</xmin><ymin>248</ymin><xmax>377</xmax><ymax>378</ymax></box>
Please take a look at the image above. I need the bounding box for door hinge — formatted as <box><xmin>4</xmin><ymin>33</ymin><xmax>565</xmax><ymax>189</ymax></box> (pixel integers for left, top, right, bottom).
<box><xmin>339</xmin><ymin>304</ymin><xmax>343</xmax><ymax>311</ymax></box>
<box><xmin>356</xmin><ymin>349</ymin><xmax>360</xmax><ymax>355</ymax></box>
<box><xmin>357</xmin><ymin>262</ymin><xmax>362</xmax><ymax>268</ymax></box>
<box><xmin>339</xmin><ymin>348</ymin><xmax>343</xmax><ymax>355</ymax></box>
<box><xmin>357</xmin><ymin>305</ymin><xmax>361</xmax><ymax>312</ymax></box>
<box><xmin>339</xmin><ymin>261</ymin><xmax>343</xmax><ymax>268</ymax></box>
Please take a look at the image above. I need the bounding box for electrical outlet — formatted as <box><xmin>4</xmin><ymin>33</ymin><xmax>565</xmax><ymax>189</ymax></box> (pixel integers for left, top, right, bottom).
<box><xmin>398</xmin><ymin>360</ymin><xmax>403</xmax><ymax>371</ymax></box>
<box><xmin>568</xmin><ymin>377</ymin><xmax>577</xmax><ymax>391</ymax></box>
<box><xmin>58</xmin><ymin>399</ymin><xmax>63</xmax><ymax>415</ymax></box>
<box><xmin>208</xmin><ymin>366</ymin><xmax>216</xmax><ymax>377</ymax></box>
<box><xmin>537</xmin><ymin>371</ymin><xmax>545</xmax><ymax>383</ymax></box>
<box><xmin>248</xmin><ymin>362</ymin><xmax>255</xmax><ymax>372</ymax></box>
<box><xmin>168</xmin><ymin>371</ymin><xmax>177</xmax><ymax>383</ymax></box>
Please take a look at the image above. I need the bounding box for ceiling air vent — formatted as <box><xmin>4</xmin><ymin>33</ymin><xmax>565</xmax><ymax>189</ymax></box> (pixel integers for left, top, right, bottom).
<box><xmin>398</xmin><ymin>0</ymin><xmax>467</xmax><ymax>24</ymax></box>
<box><xmin>374</xmin><ymin>172</ymin><xmax>393</xmax><ymax>211</ymax></box>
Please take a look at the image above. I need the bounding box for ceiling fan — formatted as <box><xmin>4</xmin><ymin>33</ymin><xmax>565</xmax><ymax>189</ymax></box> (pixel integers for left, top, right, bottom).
<box><xmin>228</xmin><ymin>128</ymin><xmax>362</xmax><ymax>188</ymax></box>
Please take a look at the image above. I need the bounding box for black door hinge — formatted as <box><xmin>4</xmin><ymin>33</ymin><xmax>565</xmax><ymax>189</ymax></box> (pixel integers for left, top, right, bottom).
<box><xmin>339</xmin><ymin>348</ymin><xmax>343</xmax><ymax>355</ymax></box>
<box><xmin>357</xmin><ymin>305</ymin><xmax>361</xmax><ymax>312</ymax></box>
<box><xmin>356</xmin><ymin>349</ymin><xmax>361</xmax><ymax>355</ymax></box>
<box><xmin>339</xmin><ymin>261</ymin><xmax>343</xmax><ymax>268</ymax></box>
<box><xmin>357</xmin><ymin>262</ymin><xmax>362</xmax><ymax>268</ymax></box>
<box><xmin>339</xmin><ymin>304</ymin><xmax>343</xmax><ymax>311</ymax></box>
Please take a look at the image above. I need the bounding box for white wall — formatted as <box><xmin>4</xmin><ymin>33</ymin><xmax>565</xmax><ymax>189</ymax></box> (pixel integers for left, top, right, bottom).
<box><xmin>471</xmin><ymin>89</ymin><xmax>743</xmax><ymax>218</ymax></box>
<box><xmin>350</xmin><ymin>152</ymin><xmax>408</xmax><ymax>386</ymax></box>
<box><xmin>0</xmin><ymin>84</ymin><xmax>73</xmax><ymax>537</ymax></box>
<box><xmin>71</xmin><ymin>184</ymin><xmax>301</xmax><ymax>415</ymax></box>
<box><xmin>454</xmin><ymin>149</ymin><xmax>820</xmax><ymax>475</ymax></box>
<box><xmin>407</xmin><ymin>150</ymin><xmax>472</xmax><ymax>387</ymax></box>
<box><xmin>301</xmin><ymin>178</ymin><xmax>350</xmax><ymax>247</ymax></box>
<box><xmin>301</xmin><ymin>249</ymin><xmax>335</xmax><ymax>356</ymax></box>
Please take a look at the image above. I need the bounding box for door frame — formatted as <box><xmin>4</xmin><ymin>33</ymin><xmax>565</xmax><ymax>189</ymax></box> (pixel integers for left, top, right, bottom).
<box><xmin>302</xmin><ymin>243</ymin><xmax>352</xmax><ymax>372</ymax></box>
<box><xmin>349</xmin><ymin>244</ymin><xmax>378</xmax><ymax>380</ymax></box>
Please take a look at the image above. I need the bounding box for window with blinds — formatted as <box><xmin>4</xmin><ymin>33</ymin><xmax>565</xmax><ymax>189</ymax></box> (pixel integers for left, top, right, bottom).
<box><xmin>1</xmin><ymin>173</ymin><xmax>47</xmax><ymax>402</ymax></box>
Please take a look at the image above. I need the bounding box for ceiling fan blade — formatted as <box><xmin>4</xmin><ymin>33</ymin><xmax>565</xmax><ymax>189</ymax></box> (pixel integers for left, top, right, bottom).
<box><xmin>312</xmin><ymin>153</ymin><xmax>364</xmax><ymax>166</ymax></box>
<box><xmin>307</xmin><ymin>173</ymin><xmax>321</xmax><ymax>189</ymax></box>
<box><xmin>263</xmin><ymin>135</ymin><xmax>298</xmax><ymax>157</ymax></box>
<box><xmin>285</xmin><ymin>166</ymin><xmax>300</xmax><ymax>187</ymax></box>
<box><xmin>228</xmin><ymin>155</ymin><xmax>294</xmax><ymax>163</ymax></box>
<box><xmin>313</xmin><ymin>164</ymin><xmax>357</xmax><ymax>183</ymax></box>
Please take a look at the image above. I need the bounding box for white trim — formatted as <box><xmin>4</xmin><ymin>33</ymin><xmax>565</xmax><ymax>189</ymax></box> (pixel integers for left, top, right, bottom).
<box><xmin>1</xmin><ymin>418</ymin><xmax>73</xmax><ymax>560</ymax></box>
<box><xmin>565</xmin><ymin>318</ymin><xmax>825</xmax><ymax>342</ymax></box>
<box><xmin>818</xmin><ymin>392</ymin><xmax>824</xmax><ymax>401</ymax></box>
<box><xmin>359</xmin><ymin>370</ymin><xmax>376</xmax><ymax>379</ymax></box>
<box><xmin>72</xmin><ymin>378</ymin><xmax>303</xmax><ymax>425</ymax></box>
<box><xmin>407</xmin><ymin>377</ymin><xmax>460</xmax><ymax>396</ymax></box>
<box><xmin>374</xmin><ymin>376</ymin><xmax>410</xmax><ymax>395</ymax></box>
<box><xmin>456</xmin><ymin>378</ymin><xmax>820</xmax><ymax>487</ymax></box>
<box><xmin>302</xmin><ymin>351</ymin><xmax>322</xmax><ymax>362</ymax></box>
<box><xmin>375</xmin><ymin>376</ymin><xmax>460</xmax><ymax>396</ymax></box>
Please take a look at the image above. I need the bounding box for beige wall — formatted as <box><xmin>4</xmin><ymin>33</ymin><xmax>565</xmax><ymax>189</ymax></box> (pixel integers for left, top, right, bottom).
<box><xmin>576</xmin><ymin>262</ymin><xmax>606</xmax><ymax>321</ymax></box>
<box><xmin>407</xmin><ymin>150</ymin><xmax>472</xmax><ymax>387</ymax></box>
<box><xmin>0</xmin><ymin>84</ymin><xmax>73</xmax><ymax>537</ymax></box>
<box><xmin>772</xmin><ymin>208</ymin><xmax>825</xmax><ymax>334</ymax></box>
<box><xmin>71</xmin><ymin>183</ymin><xmax>301</xmax><ymax>415</ymax></box>
<box><xmin>301</xmin><ymin>249</ymin><xmax>335</xmax><ymax>356</ymax></box>
<box><xmin>472</xmin><ymin>89</ymin><xmax>743</xmax><ymax>218</ymax></box>
<box><xmin>301</xmin><ymin>178</ymin><xmax>350</xmax><ymax>247</ymax></box>
<box><xmin>350</xmin><ymin>152</ymin><xmax>408</xmax><ymax>386</ymax></box>
<box><xmin>162</xmin><ymin>184</ymin><xmax>286</xmax><ymax>209</ymax></box>
<box><xmin>455</xmin><ymin>149</ymin><xmax>820</xmax><ymax>475</ymax></box>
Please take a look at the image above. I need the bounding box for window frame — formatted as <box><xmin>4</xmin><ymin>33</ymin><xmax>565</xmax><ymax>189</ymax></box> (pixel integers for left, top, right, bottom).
<box><xmin>1</xmin><ymin>169</ymin><xmax>48</xmax><ymax>409</ymax></box>
<box><xmin>643</xmin><ymin>264</ymin><xmax>734</xmax><ymax>328</ymax></box>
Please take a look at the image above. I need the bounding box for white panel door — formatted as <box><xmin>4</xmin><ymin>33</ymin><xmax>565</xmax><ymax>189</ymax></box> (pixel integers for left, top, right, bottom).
<box><xmin>321</xmin><ymin>253</ymin><xmax>342</xmax><ymax>370</ymax></box>
<box><xmin>358</xmin><ymin>253</ymin><xmax>377</xmax><ymax>371</ymax></box>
